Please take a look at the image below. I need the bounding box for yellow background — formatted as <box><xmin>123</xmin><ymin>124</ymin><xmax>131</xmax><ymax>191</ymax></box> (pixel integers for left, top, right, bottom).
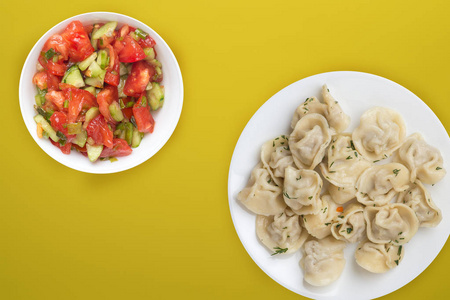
<box><xmin>1</xmin><ymin>0</ymin><xmax>450</xmax><ymax>299</ymax></box>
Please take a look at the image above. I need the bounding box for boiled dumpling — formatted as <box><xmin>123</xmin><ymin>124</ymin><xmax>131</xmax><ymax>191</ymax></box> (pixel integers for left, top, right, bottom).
<box><xmin>291</xmin><ymin>96</ymin><xmax>327</xmax><ymax>128</ymax></box>
<box><xmin>331</xmin><ymin>203</ymin><xmax>366</xmax><ymax>243</ymax></box>
<box><xmin>396</xmin><ymin>180</ymin><xmax>442</xmax><ymax>227</ymax></box>
<box><xmin>283</xmin><ymin>166</ymin><xmax>323</xmax><ymax>215</ymax></box>
<box><xmin>260</xmin><ymin>135</ymin><xmax>296</xmax><ymax>186</ymax></box>
<box><xmin>256</xmin><ymin>208</ymin><xmax>309</xmax><ymax>255</ymax></box>
<box><xmin>394</xmin><ymin>133</ymin><xmax>446</xmax><ymax>184</ymax></box>
<box><xmin>320</xmin><ymin>133</ymin><xmax>371</xmax><ymax>188</ymax></box>
<box><xmin>364</xmin><ymin>203</ymin><xmax>419</xmax><ymax>246</ymax></box>
<box><xmin>289</xmin><ymin>113</ymin><xmax>332</xmax><ymax>170</ymax></box>
<box><xmin>290</xmin><ymin>85</ymin><xmax>350</xmax><ymax>134</ymax></box>
<box><xmin>302</xmin><ymin>194</ymin><xmax>339</xmax><ymax>239</ymax></box>
<box><xmin>300</xmin><ymin>236</ymin><xmax>346</xmax><ymax>286</ymax></box>
<box><xmin>321</xmin><ymin>85</ymin><xmax>351</xmax><ymax>134</ymax></box>
<box><xmin>352</xmin><ymin>107</ymin><xmax>406</xmax><ymax>161</ymax></box>
<box><xmin>355</xmin><ymin>240</ymin><xmax>404</xmax><ymax>273</ymax></box>
<box><xmin>356</xmin><ymin>163</ymin><xmax>410</xmax><ymax>207</ymax></box>
<box><xmin>237</xmin><ymin>163</ymin><xmax>286</xmax><ymax>216</ymax></box>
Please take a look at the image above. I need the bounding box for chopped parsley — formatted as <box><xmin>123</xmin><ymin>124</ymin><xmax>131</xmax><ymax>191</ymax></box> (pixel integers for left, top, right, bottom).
<box><xmin>346</xmin><ymin>228</ymin><xmax>353</xmax><ymax>234</ymax></box>
<box><xmin>393</xmin><ymin>169</ymin><xmax>400</xmax><ymax>176</ymax></box>
<box><xmin>271</xmin><ymin>247</ymin><xmax>288</xmax><ymax>256</ymax></box>
<box><xmin>436</xmin><ymin>167</ymin><xmax>443</xmax><ymax>170</ymax></box>
<box><xmin>283</xmin><ymin>191</ymin><xmax>298</xmax><ymax>199</ymax></box>
<box><xmin>350</xmin><ymin>140</ymin><xmax>355</xmax><ymax>150</ymax></box>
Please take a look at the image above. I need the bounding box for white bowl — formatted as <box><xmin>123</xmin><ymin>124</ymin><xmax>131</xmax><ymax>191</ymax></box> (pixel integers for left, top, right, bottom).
<box><xmin>19</xmin><ymin>12</ymin><xmax>183</xmax><ymax>174</ymax></box>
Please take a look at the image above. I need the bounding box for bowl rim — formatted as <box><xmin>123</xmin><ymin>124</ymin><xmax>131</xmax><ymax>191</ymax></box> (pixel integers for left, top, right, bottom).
<box><xmin>19</xmin><ymin>11</ymin><xmax>184</xmax><ymax>174</ymax></box>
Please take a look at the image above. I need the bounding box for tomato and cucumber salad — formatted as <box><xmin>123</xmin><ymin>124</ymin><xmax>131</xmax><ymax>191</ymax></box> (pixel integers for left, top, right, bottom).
<box><xmin>32</xmin><ymin>20</ymin><xmax>165</xmax><ymax>162</ymax></box>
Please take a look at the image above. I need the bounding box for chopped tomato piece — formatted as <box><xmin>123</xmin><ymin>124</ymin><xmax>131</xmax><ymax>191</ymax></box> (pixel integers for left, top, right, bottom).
<box><xmin>116</xmin><ymin>35</ymin><xmax>146</xmax><ymax>63</ymax></box>
<box><xmin>123</xmin><ymin>60</ymin><xmax>154</xmax><ymax>97</ymax></box>
<box><xmin>138</xmin><ymin>35</ymin><xmax>156</xmax><ymax>49</ymax></box>
<box><xmin>61</xmin><ymin>21</ymin><xmax>95</xmax><ymax>62</ymax></box>
<box><xmin>132</xmin><ymin>94</ymin><xmax>155</xmax><ymax>133</ymax></box>
<box><xmin>45</xmin><ymin>90</ymin><xmax>65</xmax><ymax>110</ymax></box>
<box><xmin>99</xmin><ymin>138</ymin><xmax>132</xmax><ymax>157</ymax></box>
<box><xmin>62</xmin><ymin>87</ymin><xmax>98</xmax><ymax>123</ymax></box>
<box><xmin>50</xmin><ymin>139</ymin><xmax>72</xmax><ymax>154</ymax></box>
<box><xmin>46</xmin><ymin>72</ymin><xmax>61</xmax><ymax>91</ymax></box>
<box><xmin>85</xmin><ymin>114</ymin><xmax>114</xmax><ymax>148</ymax></box>
<box><xmin>47</xmin><ymin>60</ymin><xmax>67</xmax><ymax>76</ymax></box>
<box><xmin>42</xmin><ymin>34</ymin><xmax>69</xmax><ymax>61</ymax></box>
<box><xmin>33</xmin><ymin>71</ymin><xmax>48</xmax><ymax>90</ymax></box>
<box><xmin>97</xmin><ymin>85</ymin><xmax>119</xmax><ymax>124</ymax></box>
<box><xmin>50</xmin><ymin>111</ymin><xmax>70</xmax><ymax>135</ymax></box>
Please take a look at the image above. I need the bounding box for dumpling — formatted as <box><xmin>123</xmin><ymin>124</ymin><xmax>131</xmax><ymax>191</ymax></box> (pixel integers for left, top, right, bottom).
<box><xmin>290</xmin><ymin>85</ymin><xmax>350</xmax><ymax>134</ymax></box>
<box><xmin>283</xmin><ymin>166</ymin><xmax>323</xmax><ymax>215</ymax></box>
<box><xmin>352</xmin><ymin>107</ymin><xmax>406</xmax><ymax>161</ymax></box>
<box><xmin>355</xmin><ymin>163</ymin><xmax>410</xmax><ymax>207</ymax></box>
<box><xmin>237</xmin><ymin>163</ymin><xmax>287</xmax><ymax>216</ymax></box>
<box><xmin>260</xmin><ymin>135</ymin><xmax>295</xmax><ymax>186</ymax></box>
<box><xmin>320</xmin><ymin>133</ymin><xmax>371</xmax><ymax>188</ymax></box>
<box><xmin>291</xmin><ymin>96</ymin><xmax>327</xmax><ymax>128</ymax></box>
<box><xmin>328</xmin><ymin>184</ymin><xmax>356</xmax><ymax>205</ymax></box>
<box><xmin>321</xmin><ymin>85</ymin><xmax>351</xmax><ymax>134</ymax></box>
<box><xmin>289</xmin><ymin>113</ymin><xmax>332</xmax><ymax>170</ymax></box>
<box><xmin>364</xmin><ymin>203</ymin><xmax>419</xmax><ymax>246</ymax></box>
<box><xmin>355</xmin><ymin>240</ymin><xmax>404</xmax><ymax>273</ymax></box>
<box><xmin>256</xmin><ymin>208</ymin><xmax>309</xmax><ymax>255</ymax></box>
<box><xmin>396</xmin><ymin>180</ymin><xmax>442</xmax><ymax>227</ymax></box>
<box><xmin>394</xmin><ymin>133</ymin><xmax>446</xmax><ymax>184</ymax></box>
<box><xmin>331</xmin><ymin>203</ymin><xmax>366</xmax><ymax>243</ymax></box>
<box><xmin>302</xmin><ymin>194</ymin><xmax>339</xmax><ymax>239</ymax></box>
<box><xmin>300</xmin><ymin>236</ymin><xmax>346</xmax><ymax>286</ymax></box>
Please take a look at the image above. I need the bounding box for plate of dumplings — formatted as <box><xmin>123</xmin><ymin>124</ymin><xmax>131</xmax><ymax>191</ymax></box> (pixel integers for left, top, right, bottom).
<box><xmin>228</xmin><ymin>71</ymin><xmax>450</xmax><ymax>299</ymax></box>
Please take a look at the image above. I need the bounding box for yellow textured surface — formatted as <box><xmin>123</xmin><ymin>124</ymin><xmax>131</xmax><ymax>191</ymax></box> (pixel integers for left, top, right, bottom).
<box><xmin>1</xmin><ymin>0</ymin><xmax>449</xmax><ymax>299</ymax></box>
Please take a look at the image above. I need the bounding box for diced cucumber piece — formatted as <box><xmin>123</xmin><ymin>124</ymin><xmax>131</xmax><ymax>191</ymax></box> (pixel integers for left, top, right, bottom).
<box><xmin>131</xmin><ymin>128</ymin><xmax>144</xmax><ymax>148</ymax></box>
<box><xmin>143</xmin><ymin>48</ymin><xmax>155</xmax><ymax>60</ymax></box>
<box><xmin>87</xmin><ymin>60</ymin><xmax>106</xmax><ymax>79</ymax></box>
<box><xmin>109</xmin><ymin>101</ymin><xmax>124</xmax><ymax>122</ymax></box>
<box><xmin>86</xmin><ymin>144</ymin><xmax>103</xmax><ymax>162</ymax></box>
<box><xmin>79</xmin><ymin>52</ymin><xmax>98</xmax><ymax>71</ymax></box>
<box><xmin>34</xmin><ymin>114</ymin><xmax>59</xmax><ymax>142</ymax></box>
<box><xmin>148</xmin><ymin>82</ymin><xmax>164</xmax><ymax>110</ymax></box>
<box><xmin>145</xmin><ymin>81</ymin><xmax>153</xmax><ymax>91</ymax></box>
<box><xmin>85</xmin><ymin>77</ymin><xmax>104</xmax><ymax>88</ymax></box>
<box><xmin>62</xmin><ymin>65</ymin><xmax>85</xmax><ymax>88</ymax></box>
<box><xmin>72</xmin><ymin>129</ymin><xmax>87</xmax><ymax>147</ymax></box>
<box><xmin>97</xmin><ymin>50</ymin><xmax>109</xmax><ymax>69</ymax></box>
<box><xmin>124</xmin><ymin>122</ymin><xmax>133</xmax><ymax>145</ymax></box>
<box><xmin>35</xmin><ymin>94</ymin><xmax>45</xmax><ymax>106</ymax></box>
<box><xmin>119</xmin><ymin>63</ymin><xmax>128</xmax><ymax>76</ymax></box>
<box><xmin>92</xmin><ymin>21</ymin><xmax>118</xmax><ymax>39</ymax></box>
<box><xmin>83</xmin><ymin>107</ymin><xmax>100</xmax><ymax>128</ymax></box>
<box><xmin>114</xmin><ymin>122</ymin><xmax>126</xmax><ymax>139</ymax></box>
<box><xmin>146</xmin><ymin>59</ymin><xmax>162</xmax><ymax>68</ymax></box>
<box><xmin>84</xmin><ymin>86</ymin><xmax>97</xmax><ymax>96</ymax></box>
<box><xmin>67</xmin><ymin>122</ymin><xmax>83</xmax><ymax>135</ymax></box>
<box><xmin>90</xmin><ymin>25</ymin><xmax>100</xmax><ymax>50</ymax></box>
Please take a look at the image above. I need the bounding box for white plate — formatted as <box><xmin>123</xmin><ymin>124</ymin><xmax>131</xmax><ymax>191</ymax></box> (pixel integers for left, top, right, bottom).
<box><xmin>228</xmin><ymin>71</ymin><xmax>450</xmax><ymax>299</ymax></box>
<box><xmin>19</xmin><ymin>12</ymin><xmax>183</xmax><ymax>174</ymax></box>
